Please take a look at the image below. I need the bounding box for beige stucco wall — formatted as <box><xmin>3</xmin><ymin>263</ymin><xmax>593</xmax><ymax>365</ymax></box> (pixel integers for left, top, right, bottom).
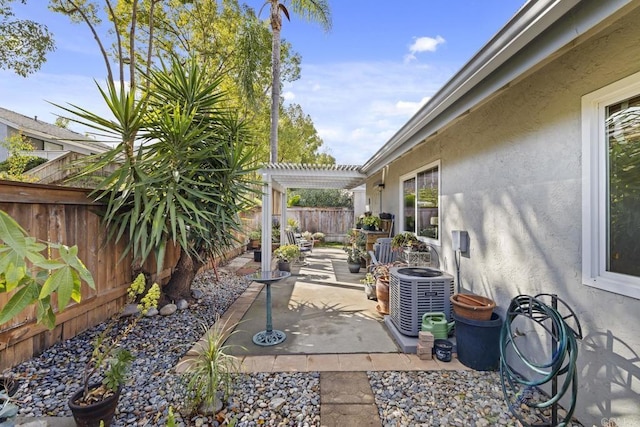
<box><xmin>368</xmin><ymin>6</ymin><xmax>640</xmax><ymax>426</ymax></box>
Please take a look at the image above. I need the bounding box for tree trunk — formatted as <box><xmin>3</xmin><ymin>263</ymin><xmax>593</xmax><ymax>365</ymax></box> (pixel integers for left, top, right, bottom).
<box><xmin>162</xmin><ymin>250</ymin><xmax>202</xmax><ymax>303</ymax></box>
<box><xmin>269</xmin><ymin>2</ymin><xmax>282</xmax><ymax>163</ymax></box>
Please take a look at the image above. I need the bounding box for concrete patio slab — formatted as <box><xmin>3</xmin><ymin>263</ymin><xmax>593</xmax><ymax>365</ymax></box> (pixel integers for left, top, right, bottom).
<box><xmin>224</xmin><ymin>248</ymin><xmax>400</xmax><ymax>356</ymax></box>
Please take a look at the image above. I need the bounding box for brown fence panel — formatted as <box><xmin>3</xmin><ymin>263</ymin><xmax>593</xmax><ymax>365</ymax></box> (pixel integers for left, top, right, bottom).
<box><xmin>242</xmin><ymin>207</ymin><xmax>354</xmax><ymax>243</ymax></box>
<box><xmin>287</xmin><ymin>207</ymin><xmax>354</xmax><ymax>242</ymax></box>
<box><xmin>0</xmin><ymin>181</ymin><xmax>180</xmax><ymax>371</ymax></box>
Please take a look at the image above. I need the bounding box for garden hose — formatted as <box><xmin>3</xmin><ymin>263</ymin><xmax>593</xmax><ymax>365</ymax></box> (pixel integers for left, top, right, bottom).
<box><xmin>499</xmin><ymin>294</ymin><xmax>581</xmax><ymax>427</ymax></box>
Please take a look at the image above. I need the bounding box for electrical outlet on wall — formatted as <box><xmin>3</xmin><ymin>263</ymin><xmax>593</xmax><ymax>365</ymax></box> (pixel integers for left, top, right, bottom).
<box><xmin>452</xmin><ymin>230</ymin><xmax>469</xmax><ymax>252</ymax></box>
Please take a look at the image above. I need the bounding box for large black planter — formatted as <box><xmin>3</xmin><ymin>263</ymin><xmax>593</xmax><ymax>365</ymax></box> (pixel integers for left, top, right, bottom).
<box><xmin>453</xmin><ymin>312</ymin><xmax>503</xmax><ymax>371</ymax></box>
<box><xmin>68</xmin><ymin>384</ymin><xmax>121</xmax><ymax>427</ymax></box>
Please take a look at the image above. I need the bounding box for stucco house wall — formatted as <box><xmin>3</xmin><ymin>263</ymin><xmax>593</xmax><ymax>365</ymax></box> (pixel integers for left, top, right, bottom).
<box><xmin>367</xmin><ymin>6</ymin><xmax>640</xmax><ymax>426</ymax></box>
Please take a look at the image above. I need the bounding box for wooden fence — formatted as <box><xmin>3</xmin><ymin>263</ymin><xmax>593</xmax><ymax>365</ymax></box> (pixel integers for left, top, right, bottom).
<box><xmin>0</xmin><ymin>184</ymin><xmax>351</xmax><ymax>370</ymax></box>
<box><xmin>0</xmin><ymin>181</ymin><xmax>178</xmax><ymax>371</ymax></box>
<box><xmin>242</xmin><ymin>207</ymin><xmax>354</xmax><ymax>243</ymax></box>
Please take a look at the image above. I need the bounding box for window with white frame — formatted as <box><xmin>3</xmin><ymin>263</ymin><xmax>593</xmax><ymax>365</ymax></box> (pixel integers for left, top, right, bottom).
<box><xmin>400</xmin><ymin>161</ymin><xmax>440</xmax><ymax>242</ymax></box>
<box><xmin>582</xmin><ymin>72</ymin><xmax>640</xmax><ymax>300</ymax></box>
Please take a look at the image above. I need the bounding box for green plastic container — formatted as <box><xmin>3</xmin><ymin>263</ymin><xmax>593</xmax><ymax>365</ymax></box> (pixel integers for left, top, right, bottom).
<box><xmin>421</xmin><ymin>312</ymin><xmax>455</xmax><ymax>340</ymax></box>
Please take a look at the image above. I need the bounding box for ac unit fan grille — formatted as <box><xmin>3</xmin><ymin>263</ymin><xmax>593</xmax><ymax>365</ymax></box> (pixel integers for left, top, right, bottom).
<box><xmin>389</xmin><ymin>267</ymin><xmax>455</xmax><ymax>336</ymax></box>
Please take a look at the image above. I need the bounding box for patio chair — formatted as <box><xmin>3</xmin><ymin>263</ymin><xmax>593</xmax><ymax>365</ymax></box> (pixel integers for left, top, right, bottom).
<box><xmin>286</xmin><ymin>230</ymin><xmax>313</xmax><ymax>264</ymax></box>
<box><xmin>367</xmin><ymin>237</ymin><xmax>397</xmax><ymax>271</ymax></box>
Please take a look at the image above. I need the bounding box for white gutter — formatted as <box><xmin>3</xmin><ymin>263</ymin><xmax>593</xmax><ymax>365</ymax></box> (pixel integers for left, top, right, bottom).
<box><xmin>362</xmin><ymin>0</ymin><xmax>634</xmax><ymax>175</ymax></box>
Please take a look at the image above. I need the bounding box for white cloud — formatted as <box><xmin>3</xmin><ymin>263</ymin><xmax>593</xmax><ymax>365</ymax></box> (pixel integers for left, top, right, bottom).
<box><xmin>282</xmin><ymin>90</ymin><xmax>295</xmax><ymax>101</ymax></box>
<box><xmin>285</xmin><ymin>61</ymin><xmax>452</xmax><ymax>164</ymax></box>
<box><xmin>405</xmin><ymin>35</ymin><xmax>446</xmax><ymax>63</ymax></box>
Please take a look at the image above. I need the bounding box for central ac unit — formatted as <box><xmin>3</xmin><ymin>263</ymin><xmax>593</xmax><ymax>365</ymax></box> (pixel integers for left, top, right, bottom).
<box><xmin>389</xmin><ymin>267</ymin><xmax>455</xmax><ymax>337</ymax></box>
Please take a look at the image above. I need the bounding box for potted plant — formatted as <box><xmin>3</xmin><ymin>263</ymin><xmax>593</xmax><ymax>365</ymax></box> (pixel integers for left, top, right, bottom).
<box><xmin>312</xmin><ymin>232</ymin><xmax>325</xmax><ymax>246</ymax></box>
<box><xmin>68</xmin><ymin>273</ymin><xmax>160</xmax><ymax>427</ymax></box>
<box><xmin>372</xmin><ymin>263</ymin><xmax>393</xmax><ymax>314</ymax></box>
<box><xmin>345</xmin><ymin>246</ymin><xmax>364</xmax><ymax>273</ymax></box>
<box><xmin>247</xmin><ymin>229</ymin><xmax>261</xmax><ymax>250</ymax></box>
<box><xmin>355</xmin><ymin>215</ymin><xmax>364</xmax><ymax>229</ymax></box>
<box><xmin>273</xmin><ymin>244</ymin><xmax>301</xmax><ymax>272</ymax></box>
<box><xmin>391</xmin><ymin>232</ymin><xmax>420</xmax><ymax>251</ymax></box>
<box><xmin>361</xmin><ymin>215</ymin><xmax>381</xmax><ymax>231</ymax></box>
<box><xmin>361</xmin><ymin>273</ymin><xmax>377</xmax><ymax>300</ymax></box>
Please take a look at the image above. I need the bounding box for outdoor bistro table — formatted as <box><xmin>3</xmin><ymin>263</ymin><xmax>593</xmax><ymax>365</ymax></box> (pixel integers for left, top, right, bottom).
<box><xmin>246</xmin><ymin>270</ymin><xmax>291</xmax><ymax>346</ymax></box>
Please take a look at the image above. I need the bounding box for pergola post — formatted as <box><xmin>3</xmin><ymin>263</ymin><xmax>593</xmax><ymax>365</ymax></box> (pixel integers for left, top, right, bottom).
<box><xmin>261</xmin><ymin>173</ymin><xmax>272</xmax><ymax>272</ymax></box>
<box><xmin>280</xmin><ymin>188</ymin><xmax>288</xmax><ymax>245</ymax></box>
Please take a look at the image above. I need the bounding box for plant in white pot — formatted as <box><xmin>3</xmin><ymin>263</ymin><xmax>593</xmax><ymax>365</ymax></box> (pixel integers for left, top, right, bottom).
<box><xmin>68</xmin><ymin>274</ymin><xmax>160</xmax><ymax>427</ymax></box>
<box><xmin>273</xmin><ymin>244</ymin><xmax>301</xmax><ymax>272</ymax></box>
<box><xmin>361</xmin><ymin>273</ymin><xmax>377</xmax><ymax>300</ymax></box>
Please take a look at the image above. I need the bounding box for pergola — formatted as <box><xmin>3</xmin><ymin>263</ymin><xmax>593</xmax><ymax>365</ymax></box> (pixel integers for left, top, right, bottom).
<box><xmin>258</xmin><ymin>163</ymin><xmax>366</xmax><ymax>271</ymax></box>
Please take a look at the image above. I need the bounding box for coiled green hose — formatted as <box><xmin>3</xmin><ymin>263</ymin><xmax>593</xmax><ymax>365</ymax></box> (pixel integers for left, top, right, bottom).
<box><xmin>499</xmin><ymin>294</ymin><xmax>580</xmax><ymax>426</ymax></box>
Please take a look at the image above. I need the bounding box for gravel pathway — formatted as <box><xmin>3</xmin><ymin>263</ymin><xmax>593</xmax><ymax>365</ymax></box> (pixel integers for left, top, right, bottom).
<box><xmin>5</xmin><ymin>266</ymin><xmax>582</xmax><ymax>426</ymax></box>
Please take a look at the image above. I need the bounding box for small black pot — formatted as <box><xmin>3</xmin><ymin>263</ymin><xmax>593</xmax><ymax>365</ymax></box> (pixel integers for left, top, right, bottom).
<box><xmin>253</xmin><ymin>250</ymin><xmax>262</xmax><ymax>262</ymax></box>
<box><xmin>434</xmin><ymin>339</ymin><xmax>453</xmax><ymax>362</ymax></box>
<box><xmin>0</xmin><ymin>377</ymin><xmax>19</xmax><ymax>397</ymax></box>
<box><xmin>348</xmin><ymin>262</ymin><xmax>361</xmax><ymax>273</ymax></box>
<box><xmin>68</xmin><ymin>383</ymin><xmax>121</xmax><ymax>427</ymax></box>
<box><xmin>277</xmin><ymin>260</ymin><xmax>291</xmax><ymax>272</ymax></box>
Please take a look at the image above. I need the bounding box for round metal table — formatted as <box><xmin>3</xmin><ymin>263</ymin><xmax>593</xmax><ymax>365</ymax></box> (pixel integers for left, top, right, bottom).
<box><xmin>245</xmin><ymin>270</ymin><xmax>291</xmax><ymax>346</ymax></box>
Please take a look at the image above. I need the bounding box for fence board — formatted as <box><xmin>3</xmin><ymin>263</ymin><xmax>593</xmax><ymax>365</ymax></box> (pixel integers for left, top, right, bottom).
<box><xmin>0</xmin><ymin>181</ymin><xmax>181</xmax><ymax>371</ymax></box>
<box><xmin>0</xmin><ymin>180</ymin><xmax>247</xmax><ymax>371</ymax></box>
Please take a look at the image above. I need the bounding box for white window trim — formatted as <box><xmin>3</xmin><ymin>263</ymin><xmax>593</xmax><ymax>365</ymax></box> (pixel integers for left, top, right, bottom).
<box><xmin>581</xmin><ymin>71</ymin><xmax>640</xmax><ymax>300</ymax></box>
<box><xmin>399</xmin><ymin>160</ymin><xmax>441</xmax><ymax>246</ymax></box>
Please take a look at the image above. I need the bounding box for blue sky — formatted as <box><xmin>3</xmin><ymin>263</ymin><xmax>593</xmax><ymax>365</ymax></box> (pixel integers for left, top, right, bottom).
<box><xmin>1</xmin><ymin>0</ymin><xmax>526</xmax><ymax>164</ymax></box>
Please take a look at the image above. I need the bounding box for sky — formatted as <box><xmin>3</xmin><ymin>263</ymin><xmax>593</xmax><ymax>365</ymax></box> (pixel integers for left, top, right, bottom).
<box><xmin>1</xmin><ymin>0</ymin><xmax>526</xmax><ymax>165</ymax></box>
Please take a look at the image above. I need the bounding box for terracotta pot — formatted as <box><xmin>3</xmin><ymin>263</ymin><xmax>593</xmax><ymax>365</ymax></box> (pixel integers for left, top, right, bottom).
<box><xmin>68</xmin><ymin>383</ymin><xmax>121</xmax><ymax>427</ymax></box>
<box><xmin>450</xmin><ymin>293</ymin><xmax>496</xmax><ymax>321</ymax></box>
<box><xmin>376</xmin><ymin>278</ymin><xmax>390</xmax><ymax>315</ymax></box>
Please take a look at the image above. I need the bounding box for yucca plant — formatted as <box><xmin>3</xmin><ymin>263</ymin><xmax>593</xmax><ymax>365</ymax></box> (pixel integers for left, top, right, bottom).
<box><xmin>177</xmin><ymin>316</ymin><xmax>243</xmax><ymax>416</ymax></box>
<box><xmin>56</xmin><ymin>56</ymin><xmax>260</xmax><ymax>302</ymax></box>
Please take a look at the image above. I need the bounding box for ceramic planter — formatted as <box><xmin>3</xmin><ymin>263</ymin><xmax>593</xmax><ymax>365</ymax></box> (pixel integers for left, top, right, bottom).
<box><xmin>376</xmin><ymin>278</ymin><xmax>390</xmax><ymax>315</ymax></box>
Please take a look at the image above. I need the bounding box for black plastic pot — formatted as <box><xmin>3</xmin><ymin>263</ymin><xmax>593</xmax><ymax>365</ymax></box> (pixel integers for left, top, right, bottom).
<box><xmin>0</xmin><ymin>377</ymin><xmax>19</xmax><ymax>396</ymax></box>
<box><xmin>454</xmin><ymin>312</ymin><xmax>503</xmax><ymax>371</ymax></box>
<box><xmin>68</xmin><ymin>384</ymin><xmax>121</xmax><ymax>427</ymax></box>
<box><xmin>253</xmin><ymin>250</ymin><xmax>261</xmax><ymax>262</ymax></box>
<box><xmin>434</xmin><ymin>339</ymin><xmax>453</xmax><ymax>362</ymax></box>
<box><xmin>348</xmin><ymin>262</ymin><xmax>361</xmax><ymax>273</ymax></box>
<box><xmin>277</xmin><ymin>260</ymin><xmax>291</xmax><ymax>272</ymax></box>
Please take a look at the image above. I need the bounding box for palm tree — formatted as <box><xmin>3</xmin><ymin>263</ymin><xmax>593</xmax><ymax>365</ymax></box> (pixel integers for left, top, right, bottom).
<box><xmin>263</xmin><ymin>0</ymin><xmax>332</xmax><ymax>163</ymax></box>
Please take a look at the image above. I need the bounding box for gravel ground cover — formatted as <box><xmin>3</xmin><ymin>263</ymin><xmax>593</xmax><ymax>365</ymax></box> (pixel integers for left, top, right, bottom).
<box><xmin>369</xmin><ymin>370</ymin><xmax>582</xmax><ymax>427</ymax></box>
<box><xmin>5</xmin><ymin>266</ymin><xmax>582</xmax><ymax>426</ymax></box>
